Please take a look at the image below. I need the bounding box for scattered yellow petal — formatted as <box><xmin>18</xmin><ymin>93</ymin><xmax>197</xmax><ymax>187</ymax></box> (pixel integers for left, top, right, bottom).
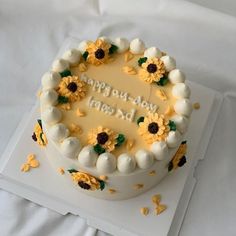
<box><xmin>155</xmin><ymin>204</ymin><xmax>167</xmax><ymax>215</ymax></box>
<box><xmin>58</xmin><ymin>167</ymin><xmax>65</xmax><ymax>175</ymax></box>
<box><xmin>193</xmin><ymin>102</ymin><xmax>200</xmax><ymax>110</ymax></box>
<box><xmin>165</xmin><ymin>105</ymin><xmax>174</xmax><ymax>116</ymax></box>
<box><xmin>122</xmin><ymin>66</ymin><xmax>137</xmax><ymax>75</ymax></box>
<box><xmin>76</xmin><ymin>108</ymin><xmax>86</xmax><ymax>117</ymax></box>
<box><xmin>149</xmin><ymin>170</ymin><xmax>156</xmax><ymax>176</ymax></box>
<box><xmin>108</xmin><ymin>188</ymin><xmax>116</xmax><ymax>194</ymax></box>
<box><xmin>78</xmin><ymin>63</ymin><xmax>87</xmax><ymax>72</ymax></box>
<box><xmin>27</xmin><ymin>154</ymin><xmax>35</xmax><ymax>162</ymax></box>
<box><xmin>126</xmin><ymin>139</ymin><xmax>135</xmax><ymax>150</ymax></box>
<box><xmin>29</xmin><ymin>159</ymin><xmax>40</xmax><ymax>168</ymax></box>
<box><xmin>99</xmin><ymin>175</ymin><xmax>108</xmax><ymax>181</ymax></box>
<box><xmin>21</xmin><ymin>163</ymin><xmax>30</xmax><ymax>172</ymax></box>
<box><xmin>69</xmin><ymin>123</ymin><xmax>82</xmax><ymax>134</ymax></box>
<box><xmin>140</xmin><ymin>207</ymin><xmax>149</xmax><ymax>216</ymax></box>
<box><xmin>124</xmin><ymin>51</ymin><xmax>134</xmax><ymax>62</ymax></box>
<box><xmin>156</xmin><ymin>89</ymin><xmax>168</xmax><ymax>101</ymax></box>
<box><xmin>134</xmin><ymin>184</ymin><xmax>144</xmax><ymax>190</ymax></box>
<box><xmin>152</xmin><ymin>194</ymin><xmax>161</xmax><ymax>205</ymax></box>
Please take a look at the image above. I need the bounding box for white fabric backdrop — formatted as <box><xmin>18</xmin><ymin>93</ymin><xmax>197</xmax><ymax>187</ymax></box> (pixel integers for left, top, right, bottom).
<box><xmin>0</xmin><ymin>0</ymin><xmax>236</xmax><ymax>235</ymax></box>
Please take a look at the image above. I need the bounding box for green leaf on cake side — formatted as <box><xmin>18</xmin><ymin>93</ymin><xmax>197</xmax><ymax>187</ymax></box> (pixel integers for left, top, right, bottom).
<box><xmin>99</xmin><ymin>180</ymin><xmax>106</xmax><ymax>191</ymax></box>
<box><xmin>138</xmin><ymin>57</ymin><xmax>147</xmax><ymax>66</ymax></box>
<box><xmin>58</xmin><ymin>95</ymin><xmax>69</xmax><ymax>104</ymax></box>
<box><xmin>109</xmin><ymin>44</ymin><xmax>118</xmax><ymax>54</ymax></box>
<box><xmin>115</xmin><ymin>134</ymin><xmax>126</xmax><ymax>147</ymax></box>
<box><xmin>156</xmin><ymin>74</ymin><xmax>169</xmax><ymax>86</ymax></box>
<box><xmin>67</xmin><ymin>169</ymin><xmax>78</xmax><ymax>173</ymax></box>
<box><xmin>137</xmin><ymin>116</ymin><xmax>144</xmax><ymax>125</ymax></box>
<box><xmin>93</xmin><ymin>144</ymin><xmax>106</xmax><ymax>155</ymax></box>
<box><xmin>59</xmin><ymin>69</ymin><xmax>72</xmax><ymax>78</ymax></box>
<box><xmin>82</xmin><ymin>51</ymin><xmax>89</xmax><ymax>61</ymax></box>
<box><xmin>168</xmin><ymin>120</ymin><xmax>177</xmax><ymax>131</ymax></box>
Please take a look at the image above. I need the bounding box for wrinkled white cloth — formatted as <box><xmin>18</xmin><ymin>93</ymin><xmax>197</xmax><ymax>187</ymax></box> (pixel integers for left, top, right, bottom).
<box><xmin>0</xmin><ymin>0</ymin><xmax>236</xmax><ymax>235</ymax></box>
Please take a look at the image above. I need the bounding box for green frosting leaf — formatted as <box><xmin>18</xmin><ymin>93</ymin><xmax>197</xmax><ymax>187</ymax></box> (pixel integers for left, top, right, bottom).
<box><xmin>138</xmin><ymin>57</ymin><xmax>147</xmax><ymax>66</ymax></box>
<box><xmin>82</xmin><ymin>51</ymin><xmax>89</xmax><ymax>61</ymax></box>
<box><xmin>109</xmin><ymin>44</ymin><xmax>118</xmax><ymax>54</ymax></box>
<box><xmin>37</xmin><ymin>119</ymin><xmax>42</xmax><ymax>128</ymax></box>
<box><xmin>93</xmin><ymin>144</ymin><xmax>106</xmax><ymax>155</ymax></box>
<box><xmin>168</xmin><ymin>161</ymin><xmax>173</xmax><ymax>172</ymax></box>
<box><xmin>58</xmin><ymin>95</ymin><xmax>69</xmax><ymax>104</ymax></box>
<box><xmin>156</xmin><ymin>74</ymin><xmax>169</xmax><ymax>86</ymax></box>
<box><xmin>137</xmin><ymin>116</ymin><xmax>144</xmax><ymax>125</ymax></box>
<box><xmin>99</xmin><ymin>180</ymin><xmax>106</xmax><ymax>191</ymax></box>
<box><xmin>40</xmin><ymin>132</ymin><xmax>45</xmax><ymax>145</ymax></box>
<box><xmin>115</xmin><ymin>134</ymin><xmax>126</xmax><ymax>147</ymax></box>
<box><xmin>59</xmin><ymin>69</ymin><xmax>72</xmax><ymax>78</ymax></box>
<box><xmin>168</xmin><ymin>120</ymin><xmax>177</xmax><ymax>131</ymax></box>
<box><xmin>181</xmin><ymin>140</ymin><xmax>187</xmax><ymax>144</ymax></box>
<box><xmin>67</xmin><ymin>169</ymin><xmax>78</xmax><ymax>173</ymax></box>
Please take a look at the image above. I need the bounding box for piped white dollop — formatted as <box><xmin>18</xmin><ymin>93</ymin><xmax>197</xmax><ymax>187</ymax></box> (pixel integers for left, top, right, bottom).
<box><xmin>135</xmin><ymin>149</ymin><xmax>154</xmax><ymax>169</ymax></box>
<box><xmin>48</xmin><ymin>123</ymin><xmax>69</xmax><ymax>142</ymax></box>
<box><xmin>40</xmin><ymin>90</ymin><xmax>58</xmax><ymax>107</ymax></box>
<box><xmin>144</xmin><ymin>47</ymin><xmax>162</xmax><ymax>59</ymax></box>
<box><xmin>52</xmin><ymin>59</ymin><xmax>69</xmax><ymax>73</ymax></box>
<box><xmin>78</xmin><ymin>145</ymin><xmax>98</xmax><ymax>167</ymax></box>
<box><xmin>96</xmin><ymin>153</ymin><xmax>116</xmax><ymax>174</ymax></box>
<box><xmin>114</xmin><ymin>37</ymin><xmax>129</xmax><ymax>53</ymax></box>
<box><xmin>170</xmin><ymin>115</ymin><xmax>189</xmax><ymax>134</ymax></box>
<box><xmin>41</xmin><ymin>71</ymin><xmax>61</xmax><ymax>90</ymax></box>
<box><xmin>174</xmin><ymin>99</ymin><xmax>192</xmax><ymax>117</ymax></box>
<box><xmin>129</xmin><ymin>38</ymin><xmax>145</xmax><ymax>54</ymax></box>
<box><xmin>150</xmin><ymin>141</ymin><xmax>169</xmax><ymax>161</ymax></box>
<box><xmin>161</xmin><ymin>56</ymin><xmax>176</xmax><ymax>72</ymax></box>
<box><xmin>172</xmin><ymin>83</ymin><xmax>191</xmax><ymax>99</ymax></box>
<box><xmin>78</xmin><ymin>40</ymin><xmax>92</xmax><ymax>53</ymax></box>
<box><xmin>166</xmin><ymin>131</ymin><xmax>181</xmax><ymax>148</ymax></box>
<box><xmin>61</xmin><ymin>137</ymin><xmax>81</xmax><ymax>159</ymax></box>
<box><xmin>117</xmin><ymin>153</ymin><xmax>136</xmax><ymax>174</ymax></box>
<box><xmin>41</xmin><ymin>106</ymin><xmax>62</xmax><ymax>125</ymax></box>
<box><xmin>168</xmin><ymin>69</ymin><xmax>186</xmax><ymax>84</ymax></box>
<box><xmin>62</xmin><ymin>49</ymin><xmax>81</xmax><ymax>66</ymax></box>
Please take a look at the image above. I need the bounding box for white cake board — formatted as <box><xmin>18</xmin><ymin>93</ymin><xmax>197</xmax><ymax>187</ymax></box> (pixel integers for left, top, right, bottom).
<box><xmin>0</xmin><ymin>37</ymin><xmax>223</xmax><ymax>236</ymax></box>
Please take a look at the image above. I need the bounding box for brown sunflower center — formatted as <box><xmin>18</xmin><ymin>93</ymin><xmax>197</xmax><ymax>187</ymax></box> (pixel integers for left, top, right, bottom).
<box><xmin>95</xmin><ymin>48</ymin><xmax>105</xmax><ymax>59</ymax></box>
<box><xmin>147</xmin><ymin>63</ymin><xmax>157</xmax><ymax>73</ymax></box>
<box><xmin>67</xmin><ymin>82</ymin><xmax>77</xmax><ymax>92</ymax></box>
<box><xmin>148</xmin><ymin>122</ymin><xmax>159</xmax><ymax>134</ymax></box>
<box><xmin>97</xmin><ymin>132</ymin><xmax>109</xmax><ymax>145</ymax></box>
<box><xmin>78</xmin><ymin>181</ymin><xmax>91</xmax><ymax>190</ymax></box>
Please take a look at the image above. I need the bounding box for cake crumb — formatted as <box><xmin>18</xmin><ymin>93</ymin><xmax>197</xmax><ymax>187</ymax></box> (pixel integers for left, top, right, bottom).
<box><xmin>124</xmin><ymin>51</ymin><xmax>134</xmax><ymax>62</ymax></box>
<box><xmin>149</xmin><ymin>170</ymin><xmax>156</xmax><ymax>176</ymax></box>
<box><xmin>21</xmin><ymin>154</ymin><xmax>40</xmax><ymax>172</ymax></box>
<box><xmin>156</xmin><ymin>89</ymin><xmax>168</xmax><ymax>101</ymax></box>
<box><xmin>152</xmin><ymin>194</ymin><xmax>161</xmax><ymax>205</ymax></box>
<box><xmin>108</xmin><ymin>188</ymin><xmax>116</xmax><ymax>194</ymax></box>
<box><xmin>58</xmin><ymin>168</ymin><xmax>65</xmax><ymax>175</ymax></box>
<box><xmin>140</xmin><ymin>207</ymin><xmax>149</xmax><ymax>216</ymax></box>
<box><xmin>122</xmin><ymin>66</ymin><xmax>137</xmax><ymax>75</ymax></box>
<box><xmin>99</xmin><ymin>175</ymin><xmax>108</xmax><ymax>181</ymax></box>
<box><xmin>126</xmin><ymin>139</ymin><xmax>135</xmax><ymax>150</ymax></box>
<box><xmin>21</xmin><ymin>163</ymin><xmax>30</xmax><ymax>172</ymax></box>
<box><xmin>155</xmin><ymin>204</ymin><xmax>167</xmax><ymax>215</ymax></box>
<box><xmin>134</xmin><ymin>184</ymin><xmax>144</xmax><ymax>190</ymax></box>
<box><xmin>78</xmin><ymin>63</ymin><xmax>87</xmax><ymax>72</ymax></box>
<box><xmin>193</xmin><ymin>102</ymin><xmax>200</xmax><ymax>110</ymax></box>
<box><xmin>76</xmin><ymin>108</ymin><xmax>86</xmax><ymax>117</ymax></box>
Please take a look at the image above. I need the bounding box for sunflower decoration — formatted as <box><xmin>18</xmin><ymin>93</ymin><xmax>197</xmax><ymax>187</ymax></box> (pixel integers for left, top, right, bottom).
<box><xmin>32</xmin><ymin>119</ymin><xmax>47</xmax><ymax>147</ymax></box>
<box><xmin>138</xmin><ymin>113</ymin><xmax>170</xmax><ymax>144</ymax></box>
<box><xmin>57</xmin><ymin>75</ymin><xmax>86</xmax><ymax>103</ymax></box>
<box><xmin>138</xmin><ymin>58</ymin><xmax>166</xmax><ymax>84</ymax></box>
<box><xmin>87</xmin><ymin>126</ymin><xmax>125</xmax><ymax>154</ymax></box>
<box><xmin>85</xmin><ymin>39</ymin><xmax>111</xmax><ymax>66</ymax></box>
<box><xmin>68</xmin><ymin>169</ymin><xmax>105</xmax><ymax>191</ymax></box>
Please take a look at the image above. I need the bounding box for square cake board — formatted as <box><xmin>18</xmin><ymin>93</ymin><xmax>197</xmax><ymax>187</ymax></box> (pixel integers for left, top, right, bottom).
<box><xmin>0</xmin><ymin>38</ymin><xmax>222</xmax><ymax>236</ymax></box>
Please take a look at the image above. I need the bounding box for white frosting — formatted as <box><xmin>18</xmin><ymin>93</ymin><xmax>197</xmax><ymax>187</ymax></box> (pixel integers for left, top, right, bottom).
<box><xmin>144</xmin><ymin>47</ymin><xmax>162</xmax><ymax>59</ymax></box>
<box><xmin>60</xmin><ymin>137</ymin><xmax>81</xmax><ymax>159</ymax></box>
<box><xmin>78</xmin><ymin>40</ymin><xmax>92</xmax><ymax>53</ymax></box>
<box><xmin>48</xmin><ymin>123</ymin><xmax>69</xmax><ymax>143</ymax></box>
<box><xmin>117</xmin><ymin>154</ymin><xmax>136</xmax><ymax>174</ymax></box>
<box><xmin>41</xmin><ymin>71</ymin><xmax>61</xmax><ymax>90</ymax></box>
<box><xmin>96</xmin><ymin>153</ymin><xmax>116</xmax><ymax>174</ymax></box>
<box><xmin>52</xmin><ymin>59</ymin><xmax>69</xmax><ymax>73</ymax></box>
<box><xmin>40</xmin><ymin>89</ymin><xmax>58</xmax><ymax>107</ymax></box>
<box><xmin>129</xmin><ymin>38</ymin><xmax>145</xmax><ymax>54</ymax></box>
<box><xmin>135</xmin><ymin>149</ymin><xmax>154</xmax><ymax>169</ymax></box>
<box><xmin>150</xmin><ymin>141</ymin><xmax>169</xmax><ymax>161</ymax></box>
<box><xmin>168</xmin><ymin>69</ymin><xmax>186</xmax><ymax>84</ymax></box>
<box><xmin>78</xmin><ymin>145</ymin><xmax>98</xmax><ymax>167</ymax></box>
<box><xmin>161</xmin><ymin>56</ymin><xmax>176</xmax><ymax>72</ymax></box>
<box><xmin>114</xmin><ymin>37</ymin><xmax>129</xmax><ymax>53</ymax></box>
<box><xmin>41</xmin><ymin>106</ymin><xmax>62</xmax><ymax>125</ymax></box>
<box><xmin>62</xmin><ymin>49</ymin><xmax>81</xmax><ymax>66</ymax></box>
<box><xmin>174</xmin><ymin>99</ymin><xmax>192</xmax><ymax>117</ymax></box>
<box><xmin>166</xmin><ymin>130</ymin><xmax>181</xmax><ymax>148</ymax></box>
<box><xmin>98</xmin><ymin>36</ymin><xmax>112</xmax><ymax>43</ymax></box>
<box><xmin>171</xmin><ymin>115</ymin><xmax>189</xmax><ymax>134</ymax></box>
<box><xmin>172</xmin><ymin>83</ymin><xmax>191</xmax><ymax>99</ymax></box>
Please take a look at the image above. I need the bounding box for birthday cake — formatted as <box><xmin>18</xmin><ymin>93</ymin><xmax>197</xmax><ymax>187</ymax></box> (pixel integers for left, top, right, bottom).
<box><xmin>37</xmin><ymin>37</ymin><xmax>192</xmax><ymax>200</ymax></box>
